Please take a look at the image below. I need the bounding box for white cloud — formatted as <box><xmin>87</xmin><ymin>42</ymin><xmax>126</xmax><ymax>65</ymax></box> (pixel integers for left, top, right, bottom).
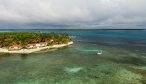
<box><xmin>0</xmin><ymin>0</ymin><xmax>146</xmax><ymax>28</ymax></box>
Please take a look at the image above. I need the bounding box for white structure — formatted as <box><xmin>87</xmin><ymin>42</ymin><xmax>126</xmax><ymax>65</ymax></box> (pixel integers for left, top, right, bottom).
<box><xmin>39</xmin><ymin>42</ymin><xmax>47</xmax><ymax>46</ymax></box>
<box><xmin>10</xmin><ymin>44</ymin><xmax>21</xmax><ymax>49</ymax></box>
<box><xmin>35</xmin><ymin>42</ymin><xmax>47</xmax><ymax>47</ymax></box>
<box><xmin>36</xmin><ymin>44</ymin><xmax>41</xmax><ymax>47</ymax></box>
<box><xmin>27</xmin><ymin>44</ymin><xmax>35</xmax><ymax>48</ymax></box>
<box><xmin>50</xmin><ymin>39</ymin><xmax>54</xmax><ymax>42</ymax></box>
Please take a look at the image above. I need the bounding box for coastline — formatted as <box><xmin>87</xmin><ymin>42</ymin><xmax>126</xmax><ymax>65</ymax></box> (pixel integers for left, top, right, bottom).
<box><xmin>0</xmin><ymin>41</ymin><xmax>73</xmax><ymax>54</ymax></box>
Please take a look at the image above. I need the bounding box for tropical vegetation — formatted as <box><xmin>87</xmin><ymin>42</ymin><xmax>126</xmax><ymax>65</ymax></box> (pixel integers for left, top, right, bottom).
<box><xmin>0</xmin><ymin>32</ymin><xmax>72</xmax><ymax>48</ymax></box>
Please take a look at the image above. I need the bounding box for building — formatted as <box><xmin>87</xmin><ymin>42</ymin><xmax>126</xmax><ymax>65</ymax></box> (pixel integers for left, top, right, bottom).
<box><xmin>9</xmin><ymin>42</ymin><xmax>47</xmax><ymax>49</ymax></box>
<box><xmin>35</xmin><ymin>43</ymin><xmax>41</xmax><ymax>47</ymax></box>
<box><xmin>50</xmin><ymin>39</ymin><xmax>54</xmax><ymax>42</ymax></box>
<box><xmin>10</xmin><ymin>44</ymin><xmax>21</xmax><ymax>49</ymax></box>
<box><xmin>39</xmin><ymin>42</ymin><xmax>47</xmax><ymax>46</ymax></box>
<box><xmin>27</xmin><ymin>44</ymin><xmax>35</xmax><ymax>48</ymax></box>
<box><xmin>35</xmin><ymin>42</ymin><xmax>47</xmax><ymax>47</ymax></box>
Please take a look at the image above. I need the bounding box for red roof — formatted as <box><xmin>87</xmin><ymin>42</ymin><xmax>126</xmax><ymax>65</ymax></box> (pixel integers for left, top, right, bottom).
<box><xmin>27</xmin><ymin>44</ymin><xmax>35</xmax><ymax>46</ymax></box>
<box><xmin>11</xmin><ymin>44</ymin><xmax>21</xmax><ymax>47</ymax></box>
<box><xmin>39</xmin><ymin>42</ymin><xmax>47</xmax><ymax>44</ymax></box>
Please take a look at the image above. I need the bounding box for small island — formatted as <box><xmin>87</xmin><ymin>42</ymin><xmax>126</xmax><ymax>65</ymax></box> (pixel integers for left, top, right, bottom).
<box><xmin>0</xmin><ymin>32</ymin><xmax>73</xmax><ymax>53</ymax></box>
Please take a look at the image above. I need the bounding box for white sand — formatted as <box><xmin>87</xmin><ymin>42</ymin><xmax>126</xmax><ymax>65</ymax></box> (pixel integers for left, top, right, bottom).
<box><xmin>0</xmin><ymin>41</ymin><xmax>73</xmax><ymax>54</ymax></box>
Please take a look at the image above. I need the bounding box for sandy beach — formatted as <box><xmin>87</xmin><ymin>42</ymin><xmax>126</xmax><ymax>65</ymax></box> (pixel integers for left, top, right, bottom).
<box><xmin>0</xmin><ymin>41</ymin><xmax>73</xmax><ymax>54</ymax></box>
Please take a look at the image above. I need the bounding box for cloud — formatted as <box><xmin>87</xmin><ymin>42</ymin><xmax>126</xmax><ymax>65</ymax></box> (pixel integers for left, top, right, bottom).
<box><xmin>0</xmin><ymin>0</ymin><xmax>146</xmax><ymax>28</ymax></box>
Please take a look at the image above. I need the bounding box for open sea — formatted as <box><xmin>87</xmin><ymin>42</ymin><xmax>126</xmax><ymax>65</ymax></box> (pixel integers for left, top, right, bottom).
<box><xmin>0</xmin><ymin>29</ymin><xmax>146</xmax><ymax>84</ymax></box>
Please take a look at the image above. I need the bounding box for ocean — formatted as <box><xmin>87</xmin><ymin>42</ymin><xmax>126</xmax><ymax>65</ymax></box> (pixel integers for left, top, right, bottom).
<box><xmin>0</xmin><ymin>29</ymin><xmax>146</xmax><ymax>84</ymax></box>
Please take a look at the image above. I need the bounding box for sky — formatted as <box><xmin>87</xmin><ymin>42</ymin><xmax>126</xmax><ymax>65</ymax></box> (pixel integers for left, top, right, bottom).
<box><xmin>0</xmin><ymin>0</ymin><xmax>146</xmax><ymax>29</ymax></box>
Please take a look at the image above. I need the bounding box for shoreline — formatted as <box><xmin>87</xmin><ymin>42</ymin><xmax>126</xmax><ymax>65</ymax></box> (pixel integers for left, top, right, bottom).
<box><xmin>0</xmin><ymin>41</ymin><xmax>73</xmax><ymax>54</ymax></box>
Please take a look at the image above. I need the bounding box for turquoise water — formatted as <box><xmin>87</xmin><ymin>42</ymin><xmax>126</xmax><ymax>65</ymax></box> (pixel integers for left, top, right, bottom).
<box><xmin>0</xmin><ymin>29</ymin><xmax>146</xmax><ymax>84</ymax></box>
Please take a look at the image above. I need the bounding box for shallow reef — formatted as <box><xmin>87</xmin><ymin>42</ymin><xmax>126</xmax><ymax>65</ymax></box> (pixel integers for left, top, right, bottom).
<box><xmin>0</xmin><ymin>42</ymin><xmax>146</xmax><ymax>84</ymax></box>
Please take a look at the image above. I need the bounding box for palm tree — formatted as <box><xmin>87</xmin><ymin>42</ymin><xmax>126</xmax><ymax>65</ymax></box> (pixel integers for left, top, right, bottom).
<box><xmin>0</xmin><ymin>32</ymin><xmax>71</xmax><ymax>48</ymax></box>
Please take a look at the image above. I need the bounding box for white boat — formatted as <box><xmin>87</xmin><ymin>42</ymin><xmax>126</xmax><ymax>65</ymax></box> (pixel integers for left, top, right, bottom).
<box><xmin>97</xmin><ymin>50</ymin><xmax>103</xmax><ymax>55</ymax></box>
